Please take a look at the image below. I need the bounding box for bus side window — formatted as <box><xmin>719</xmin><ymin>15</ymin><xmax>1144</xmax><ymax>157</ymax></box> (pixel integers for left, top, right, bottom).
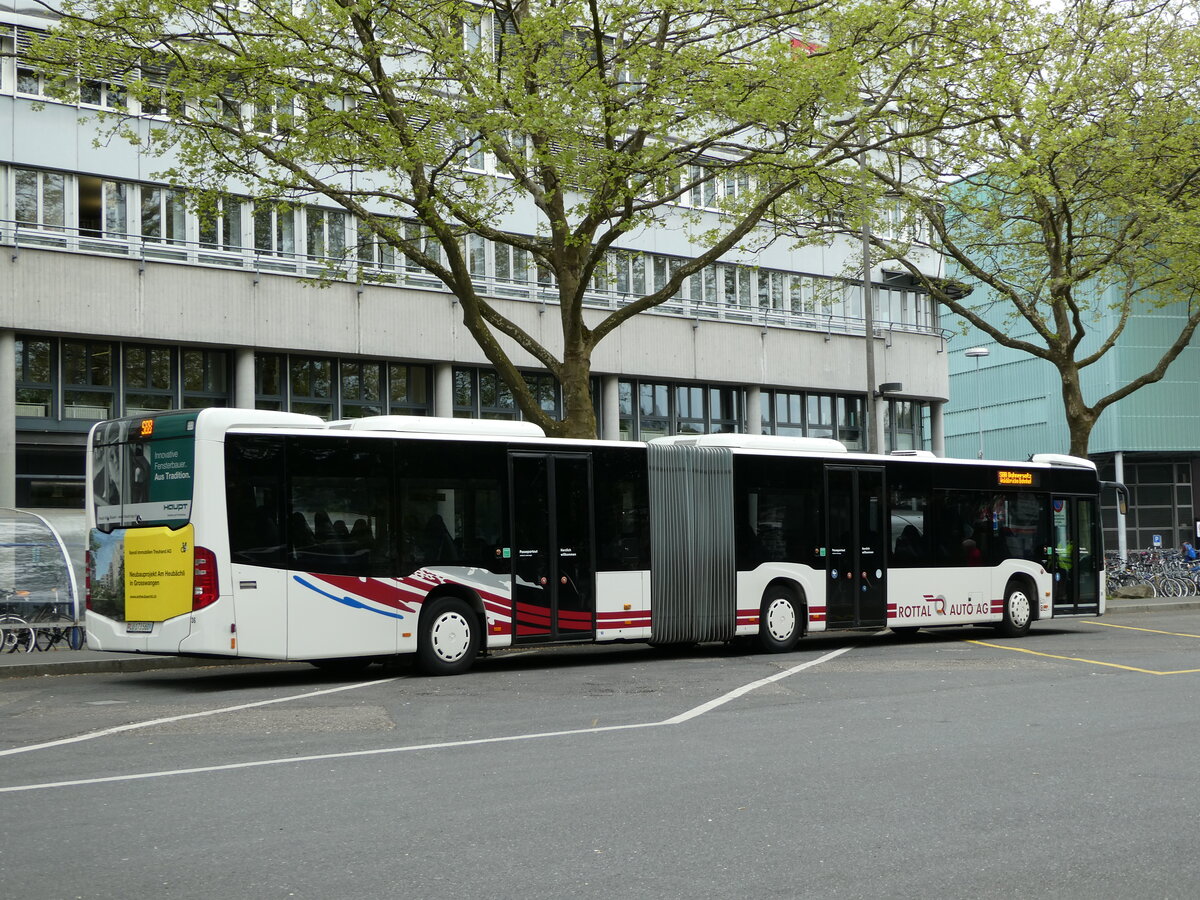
<box><xmin>285</xmin><ymin>437</ymin><xmax>395</xmax><ymax>577</ymax></box>
<box><xmin>226</xmin><ymin>434</ymin><xmax>286</xmax><ymax>568</ymax></box>
<box><xmin>887</xmin><ymin>470</ymin><xmax>931</xmax><ymax>568</ymax></box>
<box><xmin>733</xmin><ymin>456</ymin><xmax>822</xmax><ymax>570</ymax></box>
<box><xmin>593</xmin><ymin>446</ymin><xmax>649</xmax><ymax>572</ymax></box>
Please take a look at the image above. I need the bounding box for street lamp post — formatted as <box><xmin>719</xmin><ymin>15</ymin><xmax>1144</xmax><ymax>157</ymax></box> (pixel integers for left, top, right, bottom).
<box><xmin>964</xmin><ymin>347</ymin><xmax>990</xmax><ymax>459</ymax></box>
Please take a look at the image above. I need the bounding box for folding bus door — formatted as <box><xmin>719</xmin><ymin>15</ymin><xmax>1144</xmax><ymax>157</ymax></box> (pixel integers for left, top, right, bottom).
<box><xmin>1051</xmin><ymin>496</ymin><xmax>1100</xmax><ymax>615</ymax></box>
<box><xmin>825</xmin><ymin>466</ymin><xmax>888</xmax><ymax>629</ymax></box>
<box><xmin>509</xmin><ymin>452</ymin><xmax>595</xmax><ymax>642</ymax></box>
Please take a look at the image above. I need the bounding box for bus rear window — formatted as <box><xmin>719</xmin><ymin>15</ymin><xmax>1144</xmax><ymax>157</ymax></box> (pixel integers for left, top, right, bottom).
<box><xmin>91</xmin><ymin>414</ymin><xmax>198</xmax><ymax>529</ymax></box>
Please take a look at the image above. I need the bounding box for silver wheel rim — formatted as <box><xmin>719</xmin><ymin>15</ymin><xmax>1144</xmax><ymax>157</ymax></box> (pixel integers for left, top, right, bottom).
<box><xmin>1008</xmin><ymin>590</ymin><xmax>1031</xmax><ymax>629</ymax></box>
<box><xmin>765</xmin><ymin>597</ymin><xmax>797</xmax><ymax>642</ymax></box>
<box><xmin>430</xmin><ymin>611</ymin><xmax>472</xmax><ymax>663</ymax></box>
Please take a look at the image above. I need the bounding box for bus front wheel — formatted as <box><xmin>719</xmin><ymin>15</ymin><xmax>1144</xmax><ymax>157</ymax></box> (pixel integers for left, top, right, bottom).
<box><xmin>756</xmin><ymin>588</ymin><xmax>801</xmax><ymax>653</ymax></box>
<box><xmin>417</xmin><ymin>596</ymin><xmax>480</xmax><ymax>676</ymax></box>
<box><xmin>997</xmin><ymin>580</ymin><xmax>1034</xmax><ymax>638</ymax></box>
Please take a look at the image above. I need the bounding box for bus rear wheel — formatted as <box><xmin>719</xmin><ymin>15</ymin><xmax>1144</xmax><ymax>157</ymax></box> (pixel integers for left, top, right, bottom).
<box><xmin>417</xmin><ymin>596</ymin><xmax>480</xmax><ymax>676</ymax></box>
<box><xmin>756</xmin><ymin>587</ymin><xmax>801</xmax><ymax>653</ymax></box>
<box><xmin>997</xmin><ymin>580</ymin><xmax>1033</xmax><ymax>637</ymax></box>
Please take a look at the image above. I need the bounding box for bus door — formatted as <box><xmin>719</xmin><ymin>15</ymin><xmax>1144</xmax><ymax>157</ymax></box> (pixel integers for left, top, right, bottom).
<box><xmin>1051</xmin><ymin>496</ymin><xmax>1099</xmax><ymax>614</ymax></box>
<box><xmin>509</xmin><ymin>452</ymin><xmax>595</xmax><ymax>642</ymax></box>
<box><xmin>825</xmin><ymin>466</ymin><xmax>887</xmax><ymax>629</ymax></box>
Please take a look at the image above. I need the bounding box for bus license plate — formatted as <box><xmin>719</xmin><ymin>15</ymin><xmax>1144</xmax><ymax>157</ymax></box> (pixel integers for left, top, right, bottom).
<box><xmin>126</xmin><ymin>622</ymin><xmax>154</xmax><ymax>633</ymax></box>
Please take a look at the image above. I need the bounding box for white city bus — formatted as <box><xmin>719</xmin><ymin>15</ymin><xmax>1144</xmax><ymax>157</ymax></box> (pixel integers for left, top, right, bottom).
<box><xmin>85</xmin><ymin>409</ymin><xmax>1124</xmax><ymax>675</ymax></box>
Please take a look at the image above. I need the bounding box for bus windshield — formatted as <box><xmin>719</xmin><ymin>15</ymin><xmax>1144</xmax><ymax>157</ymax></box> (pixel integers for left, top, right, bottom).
<box><xmin>91</xmin><ymin>412</ymin><xmax>199</xmax><ymax>530</ymax></box>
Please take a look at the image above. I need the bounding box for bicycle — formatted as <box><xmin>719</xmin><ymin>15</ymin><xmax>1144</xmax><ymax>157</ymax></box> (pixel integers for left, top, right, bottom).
<box><xmin>24</xmin><ymin>600</ymin><xmax>86</xmax><ymax>652</ymax></box>
<box><xmin>32</xmin><ymin>622</ymin><xmax>86</xmax><ymax>652</ymax></box>
<box><xmin>1</xmin><ymin>590</ymin><xmax>84</xmax><ymax>652</ymax></box>
<box><xmin>0</xmin><ymin>614</ymin><xmax>36</xmax><ymax>653</ymax></box>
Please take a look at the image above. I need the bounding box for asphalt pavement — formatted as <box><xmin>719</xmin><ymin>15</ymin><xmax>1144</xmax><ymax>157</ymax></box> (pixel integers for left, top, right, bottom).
<box><xmin>1</xmin><ymin>594</ymin><xmax>1194</xmax><ymax>678</ymax></box>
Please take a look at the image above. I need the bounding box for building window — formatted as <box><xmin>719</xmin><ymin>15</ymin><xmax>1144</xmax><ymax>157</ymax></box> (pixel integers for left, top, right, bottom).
<box><xmin>1104</xmin><ymin>460</ymin><xmax>1195</xmax><ymax>551</ymax></box>
<box><xmin>255</xmin><ymin>354</ymin><xmax>285</xmax><ymax>411</ymax></box>
<box><xmin>306</xmin><ymin>207</ymin><xmax>347</xmax><ymax>263</ymax></box>
<box><xmin>123</xmin><ymin>344</ymin><xmax>175</xmax><ymax>415</ymax></box>
<box><xmin>676</xmin><ymin>385</ymin><xmax>706</xmax><ymax>435</ymax></box>
<box><xmin>710</xmin><ymin>387</ymin><xmax>741</xmax><ymax>433</ymax></box>
<box><xmin>763</xmin><ymin>391</ymin><xmax>804</xmax><ymax>437</ymax></box>
<box><xmin>254</xmin><ymin>202</ymin><xmax>296</xmax><ymax>256</ymax></box>
<box><xmin>15</xmin><ymin>336</ymin><xmax>54</xmax><ymax>418</ymax></box>
<box><xmin>15</xmin><ymin>28</ymin><xmax>49</xmax><ymax>97</ymax></box>
<box><xmin>182</xmin><ymin>349</ymin><xmax>230</xmax><ymax>408</ymax></box>
<box><xmin>14</xmin><ymin>168</ymin><xmax>66</xmax><ymax>231</ymax></box>
<box><xmin>140</xmin><ymin>185</ymin><xmax>187</xmax><ymax>245</ymax></box>
<box><xmin>62</xmin><ymin>340</ymin><xmax>115</xmax><ymax>421</ymax></box>
<box><xmin>388</xmin><ymin>363</ymin><xmax>431</xmax><ymax>415</ymax></box>
<box><xmin>885</xmin><ymin>399</ymin><xmax>926</xmax><ymax>452</ymax></box>
<box><xmin>479</xmin><ymin>370</ymin><xmax>517</xmax><ymax>419</ymax></box>
<box><xmin>77</xmin><ymin>176</ymin><xmax>128</xmax><ymax>238</ymax></box>
<box><xmin>806</xmin><ymin>394</ymin><xmax>835</xmax><ymax>440</ymax></box>
<box><xmin>289</xmin><ymin>357</ymin><xmax>334</xmax><ymax>419</ymax></box>
<box><xmin>139</xmin><ymin>59</ymin><xmax>185</xmax><ymax>118</ymax></box>
<box><xmin>619</xmin><ymin>379</ymin><xmax>744</xmax><ymax>440</ymax></box>
<box><xmin>525</xmin><ymin>372</ymin><xmax>561</xmax><ymax>420</ymax></box>
<box><xmin>452</xmin><ymin>366</ymin><xmax>558</xmax><ymax>421</ymax></box>
<box><xmin>838</xmin><ymin>396</ymin><xmax>864</xmax><ymax>450</ymax></box>
<box><xmin>199</xmin><ymin>197</ymin><xmax>243</xmax><ymax>251</ymax></box>
<box><xmin>340</xmin><ymin>360</ymin><xmax>383</xmax><ymax>419</ymax></box>
<box><xmin>494</xmin><ymin>241</ymin><xmax>532</xmax><ymax>296</ymax></box>
<box><xmin>637</xmin><ymin>382</ymin><xmax>671</xmax><ymax>438</ymax></box>
<box><xmin>761</xmin><ymin>389</ymin><xmax>866</xmax><ymax>447</ymax></box>
<box><xmin>79</xmin><ymin>74</ymin><xmax>126</xmax><ymax>109</ymax></box>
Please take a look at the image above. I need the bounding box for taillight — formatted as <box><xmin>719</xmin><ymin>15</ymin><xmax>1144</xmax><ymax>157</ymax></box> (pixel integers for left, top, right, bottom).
<box><xmin>193</xmin><ymin>546</ymin><xmax>219</xmax><ymax>611</ymax></box>
<box><xmin>85</xmin><ymin>548</ymin><xmax>93</xmax><ymax>611</ymax></box>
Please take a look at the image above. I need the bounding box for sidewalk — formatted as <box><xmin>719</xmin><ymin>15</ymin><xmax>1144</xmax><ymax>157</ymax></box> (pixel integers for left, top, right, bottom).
<box><xmin>2</xmin><ymin>595</ymin><xmax>1195</xmax><ymax>679</ymax></box>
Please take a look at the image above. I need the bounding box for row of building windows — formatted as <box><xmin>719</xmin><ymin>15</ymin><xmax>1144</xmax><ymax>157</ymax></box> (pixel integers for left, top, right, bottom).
<box><xmin>16</xmin><ymin>338</ymin><xmax>229</xmax><ymax>422</ymax></box>
<box><xmin>14</xmin><ymin>334</ymin><xmax>929</xmax><ymax>446</ymax></box>
<box><xmin>1</xmin><ymin>24</ymin><xmax>928</xmax><ymax>249</ymax></box>
<box><xmin>1096</xmin><ymin>458</ymin><xmax>1195</xmax><ymax>552</ymax></box>
<box><xmin>4</xmin><ymin>165</ymin><xmax>940</xmax><ymax>333</ymax></box>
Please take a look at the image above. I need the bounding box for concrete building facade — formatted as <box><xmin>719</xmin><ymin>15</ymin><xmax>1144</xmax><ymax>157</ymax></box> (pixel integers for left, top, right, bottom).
<box><xmin>1</xmin><ymin>2</ymin><xmax>952</xmax><ymax>510</ymax></box>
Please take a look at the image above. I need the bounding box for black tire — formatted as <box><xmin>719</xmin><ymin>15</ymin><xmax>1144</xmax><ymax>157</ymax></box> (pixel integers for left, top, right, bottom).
<box><xmin>0</xmin><ymin>616</ymin><xmax>35</xmax><ymax>654</ymax></box>
<box><xmin>66</xmin><ymin>625</ymin><xmax>85</xmax><ymax>650</ymax></box>
<box><xmin>417</xmin><ymin>596</ymin><xmax>480</xmax><ymax>676</ymax></box>
<box><xmin>997</xmin><ymin>580</ymin><xmax>1034</xmax><ymax>637</ymax></box>
<box><xmin>756</xmin><ymin>587</ymin><xmax>801</xmax><ymax>653</ymax></box>
<box><xmin>891</xmin><ymin>626</ymin><xmax>921</xmax><ymax>636</ymax></box>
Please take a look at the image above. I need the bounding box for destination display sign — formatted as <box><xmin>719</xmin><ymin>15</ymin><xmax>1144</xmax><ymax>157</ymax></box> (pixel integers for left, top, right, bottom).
<box><xmin>998</xmin><ymin>470</ymin><xmax>1036</xmax><ymax>486</ymax></box>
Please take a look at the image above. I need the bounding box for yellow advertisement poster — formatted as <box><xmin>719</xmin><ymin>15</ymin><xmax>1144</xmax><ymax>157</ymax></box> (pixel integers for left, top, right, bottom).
<box><xmin>124</xmin><ymin>525</ymin><xmax>195</xmax><ymax>622</ymax></box>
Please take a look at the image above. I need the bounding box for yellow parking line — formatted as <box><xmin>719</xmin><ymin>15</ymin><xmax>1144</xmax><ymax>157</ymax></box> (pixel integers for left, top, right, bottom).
<box><xmin>1089</xmin><ymin>621</ymin><xmax>1200</xmax><ymax>639</ymax></box>
<box><xmin>967</xmin><ymin>640</ymin><xmax>1200</xmax><ymax>676</ymax></box>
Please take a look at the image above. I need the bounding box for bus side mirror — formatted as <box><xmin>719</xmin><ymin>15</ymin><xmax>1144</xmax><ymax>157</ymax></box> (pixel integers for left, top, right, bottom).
<box><xmin>1102</xmin><ymin>481</ymin><xmax>1129</xmax><ymax>516</ymax></box>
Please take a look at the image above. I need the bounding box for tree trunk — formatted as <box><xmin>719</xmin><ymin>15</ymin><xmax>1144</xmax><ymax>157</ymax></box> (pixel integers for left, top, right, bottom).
<box><xmin>548</xmin><ymin>344</ymin><xmax>597</xmax><ymax>439</ymax></box>
<box><xmin>1057</xmin><ymin>362</ymin><xmax>1097</xmax><ymax>458</ymax></box>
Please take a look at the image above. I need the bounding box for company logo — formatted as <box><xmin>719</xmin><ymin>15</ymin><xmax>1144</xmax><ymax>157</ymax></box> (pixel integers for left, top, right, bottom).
<box><xmin>923</xmin><ymin>593</ymin><xmax>947</xmax><ymax>615</ymax></box>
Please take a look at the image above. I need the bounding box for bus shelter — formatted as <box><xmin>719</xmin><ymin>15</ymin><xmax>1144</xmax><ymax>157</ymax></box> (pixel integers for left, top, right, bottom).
<box><xmin>0</xmin><ymin>508</ymin><xmax>81</xmax><ymax>652</ymax></box>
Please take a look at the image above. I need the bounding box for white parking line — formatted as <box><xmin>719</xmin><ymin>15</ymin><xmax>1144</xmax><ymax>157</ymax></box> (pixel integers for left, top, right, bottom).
<box><xmin>0</xmin><ymin>646</ymin><xmax>851</xmax><ymax>794</ymax></box>
<box><xmin>0</xmin><ymin>677</ymin><xmax>402</xmax><ymax>758</ymax></box>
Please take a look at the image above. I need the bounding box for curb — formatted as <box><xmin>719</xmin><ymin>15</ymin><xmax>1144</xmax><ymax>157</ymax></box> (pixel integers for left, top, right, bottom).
<box><xmin>1106</xmin><ymin>600</ymin><xmax>1200</xmax><ymax>615</ymax></box>
<box><xmin>0</xmin><ymin>654</ymin><xmax>270</xmax><ymax>679</ymax></box>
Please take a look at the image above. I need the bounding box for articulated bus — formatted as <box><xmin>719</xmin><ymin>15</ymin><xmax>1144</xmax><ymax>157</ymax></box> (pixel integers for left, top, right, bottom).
<box><xmin>85</xmin><ymin>409</ymin><xmax>1125</xmax><ymax>675</ymax></box>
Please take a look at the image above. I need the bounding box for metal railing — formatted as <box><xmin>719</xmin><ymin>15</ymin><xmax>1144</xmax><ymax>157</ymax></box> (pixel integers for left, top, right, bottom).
<box><xmin>1</xmin><ymin>218</ymin><xmax>952</xmax><ymax>343</ymax></box>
